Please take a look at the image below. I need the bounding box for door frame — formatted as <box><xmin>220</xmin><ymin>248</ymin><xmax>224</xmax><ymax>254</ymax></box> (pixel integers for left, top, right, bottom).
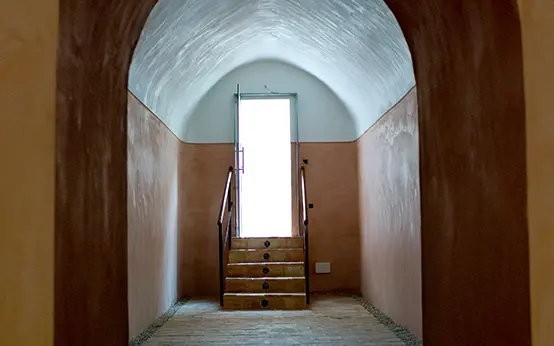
<box><xmin>233</xmin><ymin>86</ymin><xmax>299</xmax><ymax>237</ymax></box>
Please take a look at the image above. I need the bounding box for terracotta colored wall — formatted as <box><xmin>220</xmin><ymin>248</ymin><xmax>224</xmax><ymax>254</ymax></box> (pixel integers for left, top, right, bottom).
<box><xmin>0</xmin><ymin>0</ymin><xmax>57</xmax><ymax>345</ymax></box>
<box><xmin>518</xmin><ymin>1</ymin><xmax>554</xmax><ymax>345</ymax></box>
<box><xmin>178</xmin><ymin>142</ymin><xmax>360</xmax><ymax>296</ymax></box>
<box><xmin>300</xmin><ymin>143</ymin><xmax>360</xmax><ymax>293</ymax></box>
<box><xmin>179</xmin><ymin>143</ymin><xmax>234</xmax><ymax>297</ymax></box>
<box><xmin>127</xmin><ymin>93</ymin><xmax>181</xmax><ymax>338</ymax></box>
<box><xmin>357</xmin><ymin>88</ymin><xmax>421</xmax><ymax>337</ymax></box>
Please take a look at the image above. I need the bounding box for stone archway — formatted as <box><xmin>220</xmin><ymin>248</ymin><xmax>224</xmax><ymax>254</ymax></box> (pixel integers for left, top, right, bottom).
<box><xmin>55</xmin><ymin>1</ymin><xmax>530</xmax><ymax>345</ymax></box>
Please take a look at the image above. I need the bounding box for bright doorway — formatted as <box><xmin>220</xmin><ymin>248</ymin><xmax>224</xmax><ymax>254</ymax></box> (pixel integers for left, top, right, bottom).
<box><xmin>236</xmin><ymin>97</ymin><xmax>293</xmax><ymax>238</ymax></box>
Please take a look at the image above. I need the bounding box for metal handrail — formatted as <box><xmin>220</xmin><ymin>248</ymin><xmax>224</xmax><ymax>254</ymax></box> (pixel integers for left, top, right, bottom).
<box><xmin>300</xmin><ymin>167</ymin><xmax>308</xmax><ymax>225</ymax></box>
<box><xmin>300</xmin><ymin>167</ymin><xmax>310</xmax><ymax>304</ymax></box>
<box><xmin>218</xmin><ymin>166</ymin><xmax>234</xmax><ymax>306</ymax></box>
<box><xmin>218</xmin><ymin>167</ymin><xmax>234</xmax><ymax>226</ymax></box>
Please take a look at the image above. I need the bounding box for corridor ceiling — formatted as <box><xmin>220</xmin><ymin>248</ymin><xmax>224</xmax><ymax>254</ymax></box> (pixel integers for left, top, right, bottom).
<box><xmin>129</xmin><ymin>0</ymin><xmax>415</xmax><ymax>140</ymax></box>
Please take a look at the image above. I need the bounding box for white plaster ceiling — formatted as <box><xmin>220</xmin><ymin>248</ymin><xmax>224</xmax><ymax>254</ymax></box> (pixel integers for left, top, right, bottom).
<box><xmin>129</xmin><ymin>0</ymin><xmax>415</xmax><ymax>140</ymax></box>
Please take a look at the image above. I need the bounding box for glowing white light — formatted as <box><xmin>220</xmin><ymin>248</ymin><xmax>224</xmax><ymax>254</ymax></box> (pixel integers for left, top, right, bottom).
<box><xmin>239</xmin><ymin>98</ymin><xmax>292</xmax><ymax>238</ymax></box>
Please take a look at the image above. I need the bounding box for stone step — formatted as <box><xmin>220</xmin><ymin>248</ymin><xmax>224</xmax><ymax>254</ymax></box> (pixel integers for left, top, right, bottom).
<box><xmin>225</xmin><ymin>277</ymin><xmax>306</xmax><ymax>293</ymax></box>
<box><xmin>227</xmin><ymin>262</ymin><xmax>304</xmax><ymax>277</ymax></box>
<box><xmin>229</xmin><ymin>248</ymin><xmax>304</xmax><ymax>263</ymax></box>
<box><xmin>231</xmin><ymin>237</ymin><xmax>304</xmax><ymax>250</ymax></box>
<box><xmin>223</xmin><ymin>293</ymin><xmax>307</xmax><ymax>310</ymax></box>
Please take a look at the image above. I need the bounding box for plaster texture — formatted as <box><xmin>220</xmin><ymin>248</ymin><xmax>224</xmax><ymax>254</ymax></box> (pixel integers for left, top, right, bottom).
<box><xmin>358</xmin><ymin>88</ymin><xmax>421</xmax><ymax>337</ymax></box>
<box><xmin>188</xmin><ymin>60</ymin><xmax>356</xmax><ymax>143</ymax></box>
<box><xmin>0</xmin><ymin>0</ymin><xmax>57</xmax><ymax>345</ymax></box>
<box><xmin>129</xmin><ymin>0</ymin><xmax>414</xmax><ymax>140</ymax></box>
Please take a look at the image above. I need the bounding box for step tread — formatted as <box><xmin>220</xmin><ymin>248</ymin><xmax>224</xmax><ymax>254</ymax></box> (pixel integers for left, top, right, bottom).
<box><xmin>232</xmin><ymin>237</ymin><xmax>303</xmax><ymax>240</ymax></box>
<box><xmin>231</xmin><ymin>237</ymin><xmax>304</xmax><ymax>250</ymax></box>
<box><xmin>225</xmin><ymin>277</ymin><xmax>305</xmax><ymax>281</ymax></box>
<box><xmin>224</xmin><ymin>293</ymin><xmax>306</xmax><ymax>297</ymax></box>
<box><xmin>230</xmin><ymin>248</ymin><xmax>303</xmax><ymax>252</ymax></box>
<box><xmin>228</xmin><ymin>261</ymin><xmax>304</xmax><ymax>266</ymax></box>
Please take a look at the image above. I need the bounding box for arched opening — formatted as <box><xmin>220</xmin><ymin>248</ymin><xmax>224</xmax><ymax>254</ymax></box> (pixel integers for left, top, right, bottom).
<box><xmin>54</xmin><ymin>1</ymin><xmax>531</xmax><ymax>345</ymax></box>
<box><xmin>126</xmin><ymin>1</ymin><xmax>421</xmax><ymax>339</ymax></box>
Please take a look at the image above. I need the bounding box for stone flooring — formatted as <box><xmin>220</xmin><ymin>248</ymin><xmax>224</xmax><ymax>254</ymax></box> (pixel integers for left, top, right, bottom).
<box><xmin>142</xmin><ymin>296</ymin><xmax>407</xmax><ymax>345</ymax></box>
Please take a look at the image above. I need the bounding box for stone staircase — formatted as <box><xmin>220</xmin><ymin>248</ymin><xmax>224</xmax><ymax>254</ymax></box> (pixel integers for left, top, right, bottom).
<box><xmin>223</xmin><ymin>236</ymin><xmax>308</xmax><ymax>310</ymax></box>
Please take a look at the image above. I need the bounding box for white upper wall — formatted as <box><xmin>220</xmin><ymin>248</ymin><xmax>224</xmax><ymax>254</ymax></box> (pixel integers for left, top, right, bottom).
<box><xmin>129</xmin><ymin>0</ymin><xmax>415</xmax><ymax>142</ymax></box>
<box><xmin>186</xmin><ymin>60</ymin><xmax>356</xmax><ymax>143</ymax></box>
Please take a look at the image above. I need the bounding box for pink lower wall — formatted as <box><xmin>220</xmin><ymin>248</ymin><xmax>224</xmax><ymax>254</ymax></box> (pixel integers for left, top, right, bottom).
<box><xmin>357</xmin><ymin>88</ymin><xmax>422</xmax><ymax>337</ymax></box>
<box><xmin>300</xmin><ymin>143</ymin><xmax>360</xmax><ymax>293</ymax></box>
<box><xmin>178</xmin><ymin>143</ymin><xmax>234</xmax><ymax>297</ymax></box>
<box><xmin>127</xmin><ymin>93</ymin><xmax>181</xmax><ymax>338</ymax></box>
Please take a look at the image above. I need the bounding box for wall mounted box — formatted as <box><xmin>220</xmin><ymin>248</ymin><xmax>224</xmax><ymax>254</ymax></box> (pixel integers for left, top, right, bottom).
<box><xmin>315</xmin><ymin>262</ymin><xmax>331</xmax><ymax>274</ymax></box>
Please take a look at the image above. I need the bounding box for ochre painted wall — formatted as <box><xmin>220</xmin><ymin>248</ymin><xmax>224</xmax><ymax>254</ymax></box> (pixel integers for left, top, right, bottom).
<box><xmin>179</xmin><ymin>143</ymin><xmax>234</xmax><ymax>297</ymax></box>
<box><xmin>55</xmin><ymin>1</ymin><xmax>154</xmax><ymax>343</ymax></box>
<box><xmin>300</xmin><ymin>143</ymin><xmax>361</xmax><ymax>293</ymax></box>
<box><xmin>127</xmin><ymin>93</ymin><xmax>181</xmax><ymax>339</ymax></box>
<box><xmin>177</xmin><ymin>142</ymin><xmax>361</xmax><ymax>295</ymax></box>
<box><xmin>0</xmin><ymin>0</ymin><xmax>57</xmax><ymax>345</ymax></box>
<box><xmin>518</xmin><ymin>1</ymin><xmax>554</xmax><ymax>345</ymax></box>
<box><xmin>357</xmin><ymin>88</ymin><xmax>422</xmax><ymax>338</ymax></box>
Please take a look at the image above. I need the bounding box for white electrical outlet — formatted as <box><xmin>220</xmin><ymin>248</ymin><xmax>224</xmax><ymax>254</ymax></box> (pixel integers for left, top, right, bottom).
<box><xmin>315</xmin><ymin>262</ymin><xmax>331</xmax><ymax>274</ymax></box>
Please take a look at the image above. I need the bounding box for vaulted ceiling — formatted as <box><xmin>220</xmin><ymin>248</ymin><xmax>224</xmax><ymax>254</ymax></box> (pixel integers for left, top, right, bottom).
<box><xmin>129</xmin><ymin>0</ymin><xmax>415</xmax><ymax>140</ymax></box>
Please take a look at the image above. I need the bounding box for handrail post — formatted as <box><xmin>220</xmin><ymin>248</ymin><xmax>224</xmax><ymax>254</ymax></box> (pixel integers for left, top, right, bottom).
<box><xmin>300</xmin><ymin>167</ymin><xmax>310</xmax><ymax>305</ymax></box>
<box><xmin>227</xmin><ymin>210</ymin><xmax>233</xmax><ymax>251</ymax></box>
<box><xmin>218</xmin><ymin>221</ymin><xmax>224</xmax><ymax>306</ymax></box>
<box><xmin>227</xmin><ymin>183</ymin><xmax>232</xmax><ymax>212</ymax></box>
<box><xmin>217</xmin><ymin>166</ymin><xmax>234</xmax><ymax>308</ymax></box>
<box><xmin>304</xmin><ymin>221</ymin><xmax>310</xmax><ymax>304</ymax></box>
<box><xmin>227</xmin><ymin>182</ymin><xmax>233</xmax><ymax>250</ymax></box>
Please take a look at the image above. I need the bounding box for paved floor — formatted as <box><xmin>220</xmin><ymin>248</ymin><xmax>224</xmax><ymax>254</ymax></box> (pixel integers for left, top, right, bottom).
<box><xmin>143</xmin><ymin>296</ymin><xmax>406</xmax><ymax>345</ymax></box>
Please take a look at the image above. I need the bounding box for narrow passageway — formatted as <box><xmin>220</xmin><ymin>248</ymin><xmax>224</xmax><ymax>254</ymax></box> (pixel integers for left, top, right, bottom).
<box><xmin>126</xmin><ymin>1</ymin><xmax>424</xmax><ymax>341</ymax></box>
<box><xmin>138</xmin><ymin>296</ymin><xmax>416</xmax><ymax>345</ymax></box>
<box><xmin>18</xmin><ymin>0</ymin><xmax>532</xmax><ymax>344</ymax></box>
